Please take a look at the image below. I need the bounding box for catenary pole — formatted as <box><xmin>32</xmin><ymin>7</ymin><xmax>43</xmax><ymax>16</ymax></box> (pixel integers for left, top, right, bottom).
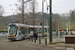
<box><xmin>49</xmin><ymin>0</ymin><xmax>52</xmax><ymax>43</ymax></box>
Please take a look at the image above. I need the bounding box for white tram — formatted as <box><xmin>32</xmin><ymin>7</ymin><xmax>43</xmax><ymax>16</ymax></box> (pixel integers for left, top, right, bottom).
<box><xmin>7</xmin><ymin>23</ymin><xmax>49</xmax><ymax>40</ymax></box>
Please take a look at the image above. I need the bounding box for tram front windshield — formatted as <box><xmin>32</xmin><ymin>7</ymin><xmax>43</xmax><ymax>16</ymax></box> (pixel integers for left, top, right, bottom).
<box><xmin>8</xmin><ymin>26</ymin><xmax>16</xmax><ymax>34</ymax></box>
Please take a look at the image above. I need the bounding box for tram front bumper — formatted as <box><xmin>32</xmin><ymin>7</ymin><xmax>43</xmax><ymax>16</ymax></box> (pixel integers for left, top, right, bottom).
<box><xmin>7</xmin><ymin>37</ymin><xmax>16</xmax><ymax>40</ymax></box>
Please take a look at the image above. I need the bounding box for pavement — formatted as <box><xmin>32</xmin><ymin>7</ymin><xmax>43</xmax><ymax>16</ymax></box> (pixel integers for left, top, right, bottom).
<box><xmin>35</xmin><ymin>37</ymin><xmax>65</xmax><ymax>44</ymax></box>
<box><xmin>29</xmin><ymin>36</ymin><xmax>75</xmax><ymax>50</ymax></box>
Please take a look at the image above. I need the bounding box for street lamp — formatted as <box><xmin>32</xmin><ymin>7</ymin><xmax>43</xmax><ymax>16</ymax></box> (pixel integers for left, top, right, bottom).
<box><xmin>66</xmin><ymin>24</ymin><xmax>68</xmax><ymax>35</ymax></box>
<box><xmin>69</xmin><ymin>20</ymin><xmax>70</xmax><ymax>35</ymax></box>
<box><xmin>42</xmin><ymin>0</ymin><xmax>44</xmax><ymax>38</ymax></box>
<box><xmin>44</xmin><ymin>0</ymin><xmax>49</xmax><ymax>38</ymax></box>
<box><xmin>46</xmin><ymin>7</ymin><xmax>49</xmax><ymax>38</ymax></box>
<box><xmin>57</xmin><ymin>14</ymin><xmax>59</xmax><ymax>37</ymax></box>
<box><xmin>42</xmin><ymin>0</ymin><xmax>49</xmax><ymax>38</ymax></box>
<box><xmin>66</xmin><ymin>20</ymin><xmax>70</xmax><ymax>35</ymax></box>
<box><xmin>41</xmin><ymin>0</ymin><xmax>52</xmax><ymax>43</ymax></box>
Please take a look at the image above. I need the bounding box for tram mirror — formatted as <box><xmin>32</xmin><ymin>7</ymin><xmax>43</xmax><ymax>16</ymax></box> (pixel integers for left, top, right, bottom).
<box><xmin>19</xmin><ymin>29</ymin><xmax>21</xmax><ymax>32</ymax></box>
<box><xmin>18</xmin><ymin>27</ymin><xmax>21</xmax><ymax>31</ymax></box>
<box><xmin>19</xmin><ymin>29</ymin><xmax>21</xmax><ymax>30</ymax></box>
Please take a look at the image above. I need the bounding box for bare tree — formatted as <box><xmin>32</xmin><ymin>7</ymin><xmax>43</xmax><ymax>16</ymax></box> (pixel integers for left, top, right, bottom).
<box><xmin>0</xmin><ymin>5</ymin><xmax>4</xmax><ymax>16</ymax></box>
<box><xmin>15</xmin><ymin>0</ymin><xmax>30</xmax><ymax>24</ymax></box>
<box><xmin>29</xmin><ymin>0</ymin><xmax>38</xmax><ymax>25</ymax></box>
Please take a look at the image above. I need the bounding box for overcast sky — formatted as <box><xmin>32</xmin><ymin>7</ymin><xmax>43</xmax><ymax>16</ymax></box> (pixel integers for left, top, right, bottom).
<box><xmin>0</xmin><ymin>0</ymin><xmax>75</xmax><ymax>16</ymax></box>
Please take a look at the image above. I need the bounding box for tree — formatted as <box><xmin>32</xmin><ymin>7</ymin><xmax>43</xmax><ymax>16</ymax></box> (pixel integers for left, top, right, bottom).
<box><xmin>15</xmin><ymin>13</ymin><xmax>22</xmax><ymax>23</ymax></box>
<box><xmin>0</xmin><ymin>5</ymin><xmax>4</xmax><ymax>16</ymax></box>
<box><xmin>15</xmin><ymin>0</ymin><xmax>30</xmax><ymax>24</ymax></box>
<box><xmin>29</xmin><ymin>0</ymin><xmax>38</xmax><ymax>25</ymax></box>
<box><xmin>28</xmin><ymin>0</ymin><xmax>38</xmax><ymax>32</ymax></box>
<box><xmin>69</xmin><ymin>10</ymin><xmax>75</xmax><ymax>22</ymax></box>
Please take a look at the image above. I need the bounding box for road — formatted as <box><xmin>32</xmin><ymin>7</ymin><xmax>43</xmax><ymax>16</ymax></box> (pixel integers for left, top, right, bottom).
<box><xmin>0</xmin><ymin>38</ymin><xmax>54</xmax><ymax>50</ymax></box>
<box><xmin>0</xmin><ymin>35</ymin><xmax>75</xmax><ymax>50</ymax></box>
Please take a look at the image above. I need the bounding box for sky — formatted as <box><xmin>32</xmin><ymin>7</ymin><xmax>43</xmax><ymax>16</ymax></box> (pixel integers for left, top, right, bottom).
<box><xmin>0</xmin><ymin>0</ymin><xmax>75</xmax><ymax>16</ymax></box>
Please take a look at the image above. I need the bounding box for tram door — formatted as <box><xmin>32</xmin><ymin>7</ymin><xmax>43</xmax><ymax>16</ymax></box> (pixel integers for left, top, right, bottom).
<box><xmin>29</xmin><ymin>28</ymin><xmax>37</xmax><ymax>33</ymax></box>
<box><xmin>29</xmin><ymin>28</ymin><xmax>34</xmax><ymax>34</ymax></box>
<box><xmin>16</xmin><ymin>27</ymin><xmax>21</xmax><ymax>40</ymax></box>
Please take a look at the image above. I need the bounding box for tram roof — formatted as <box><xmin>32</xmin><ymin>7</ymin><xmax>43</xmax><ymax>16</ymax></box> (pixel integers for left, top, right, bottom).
<box><xmin>9</xmin><ymin>23</ymin><xmax>49</xmax><ymax>28</ymax></box>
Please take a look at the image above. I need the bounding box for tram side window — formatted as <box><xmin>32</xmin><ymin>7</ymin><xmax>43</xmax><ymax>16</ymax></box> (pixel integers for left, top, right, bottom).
<box><xmin>24</xmin><ymin>28</ymin><xmax>27</xmax><ymax>34</ymax></box>
<box><xmin>34</xmin><ymin>28</ymin><xmax>37</xmax><ymax>32</ymax></box>
<box><xmin>19</xmin><ymin>27</ymin><xmax>28</xmax><ymax>34</ymax></box>
<box><xmin>29</xmin><ymin>28</ymin><xmax>37</xmax><ymax>33</ymax></box>
<box><xmin>21</xmin><ymin>27</ymin><xmax>25</xmax><ymax>34</ymax></box>
<box><xmin>39</xmin><ymin>28</ymin><xmax>47</xmax><ymax>33</ymax></box>
<box><xmin>30</xmin><ymin>29</ymin><xmax>33</xmax><ymax>33</ymax></box>
<box><xmin>44</xmin><ymin>28</ymin><xmax>47</xmax><ymax>32</ymax></box>
<box><xmin>39</xmin><ymin>28</ymin><xmax>42</xmax><ymax>32</ymax></box>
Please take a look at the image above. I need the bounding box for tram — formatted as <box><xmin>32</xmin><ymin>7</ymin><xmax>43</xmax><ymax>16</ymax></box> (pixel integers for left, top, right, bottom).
<box><xmin>7</xmin><ymin>23</ymin><xmax>49</xmax><ymax>40</ymax></box>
